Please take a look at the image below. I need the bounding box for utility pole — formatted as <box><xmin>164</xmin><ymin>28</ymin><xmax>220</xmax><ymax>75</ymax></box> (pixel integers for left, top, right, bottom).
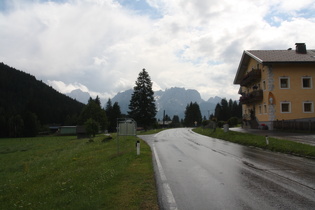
<box><xmin>163</xmin><ymin>110</ymin><xmax>165</xmax><ymax>126</ymax></box>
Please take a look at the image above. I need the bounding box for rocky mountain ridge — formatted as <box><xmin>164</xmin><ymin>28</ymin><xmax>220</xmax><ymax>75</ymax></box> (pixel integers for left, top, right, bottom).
<box><xmin>67</xmin><ymin>87</ymin><xmax>222</xmax><ymax>120</ymax></box>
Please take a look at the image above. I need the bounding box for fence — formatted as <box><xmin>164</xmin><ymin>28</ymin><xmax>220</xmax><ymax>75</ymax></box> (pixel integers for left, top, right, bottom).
<box><xmin>273</xmin><ymin>119</ymin><xmax>315</xmax><ymax>132</ymax></box>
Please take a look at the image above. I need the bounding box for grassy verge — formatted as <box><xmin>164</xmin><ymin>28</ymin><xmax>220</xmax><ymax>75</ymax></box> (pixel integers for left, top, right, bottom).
<box><xmin>0</xmin><ymin>134</ymin><xmax>158</xmax><ymax>210</ymax></box>
<box><xmin>193</xmin><ymin>127</ymin><xmax>315</xmax><ymax>158</ymax></box>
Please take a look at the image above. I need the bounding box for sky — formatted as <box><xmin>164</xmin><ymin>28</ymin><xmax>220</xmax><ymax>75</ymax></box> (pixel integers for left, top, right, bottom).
<box><xmin>1</xmin><ymin>0</ymin><xmax>315</xmax><ymax>101</ymax></box>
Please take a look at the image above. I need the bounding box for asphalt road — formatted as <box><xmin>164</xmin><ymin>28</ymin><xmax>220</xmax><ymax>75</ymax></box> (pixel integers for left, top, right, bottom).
<box><xmin>139</xmin><ymin>128</ymin><xmax>315</xmax><ymax>210</ymax></box>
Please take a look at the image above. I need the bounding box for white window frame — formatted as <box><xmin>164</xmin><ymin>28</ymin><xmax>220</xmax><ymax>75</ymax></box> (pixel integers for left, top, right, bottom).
<box><xmin>279</xmin><ymin>77</ymin><xmax>290</xmax><ymax>89</ymax></box>
<box><xmin>280</xmin><ymin>102</ymin><xmax>291</xmax><ymax>113</ymax></box>
<box><xmin>303</xmin><ymin>102</ymin><xmax>313</xmax><ymax>113</ymax></box>
<box><xmin>301</xmin><ymin>77</ymin><xmax>312</xmax><ymax>89</ymax></box>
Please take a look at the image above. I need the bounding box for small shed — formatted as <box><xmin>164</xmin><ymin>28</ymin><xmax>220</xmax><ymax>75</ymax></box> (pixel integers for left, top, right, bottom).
<box><xmin>59</xmin><ymin>126</ymin><xmax>77</xmax><ymax>135</ymax></box>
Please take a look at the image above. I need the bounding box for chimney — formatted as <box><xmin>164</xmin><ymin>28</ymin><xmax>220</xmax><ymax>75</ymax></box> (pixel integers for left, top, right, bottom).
<box><xmin>295</xmin><ymin>43</ymin><xmax>307</xmax><ymax>54</ymax></box>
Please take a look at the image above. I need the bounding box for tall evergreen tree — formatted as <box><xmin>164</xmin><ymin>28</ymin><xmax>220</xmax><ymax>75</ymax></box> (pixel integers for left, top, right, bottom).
<box><xmin>232</xmin><ymin>100</ymin><xmax>242</xmax><ymax>118</ymax></box>
<box><xmin>105</xmin><ymin>98</ymin><xmax>113</xmax><ymax>113</ymax></box>
<box><xmin>184</xmin><ymin>102</ymin><xmax>202</xmax><ymax>127</ymax></box>
<box><xmin>171</xmin><ymin>115</ymin><xmax>181</xmax><ymax>128</ymax></box>
<box><xmin>214</xmin><ymin>98</ymin><xmax>242</xmax><ymax>121</ymax></box>
<box><xmin>214</xmin><ymin>103</ymin><xmax>222</xmax><ymax>120</ymax></box>
<box><xmin>128</xmin><ymin>69</ymin><xmax>157</xmax><ymax>130</ymax></box>
<box><xmin>95</xmin><ymin>96</ymin><xmax>101</xmax><ymax>107</ymax></box>
<box><xmin>80</xmin><ymin>96</ymin><xmax>108</xmax><ymax>131</ymax></box>
<box><xmin>105</xmin><ymin>99</ymin><xmax>121</xmax><ymax>132</ymax></box>
<box><xmin>220</xmin><ymin>98</ymin><xmax>229</xmax><ymax>121</ymax></box>
<box><xmin>112</xmin><ymin>102</ymin><xmax>122</xmax><ymax>120</ymax></box>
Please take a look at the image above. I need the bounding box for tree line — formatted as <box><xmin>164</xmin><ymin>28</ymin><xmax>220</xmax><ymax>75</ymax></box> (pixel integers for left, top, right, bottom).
<box><xmin>0</xmin><ymin>63</ymin><xmax>84</xmax><ymax>137</ymax></box>
<box><xmin>0</xmin><ymin>63</ymin><xmax>241</xmax><ymax>137</ymax></box>
<box><xmin>127</xmin><ymin>68</ymin><xmax>242</xmax><ymax>129</ymax></box>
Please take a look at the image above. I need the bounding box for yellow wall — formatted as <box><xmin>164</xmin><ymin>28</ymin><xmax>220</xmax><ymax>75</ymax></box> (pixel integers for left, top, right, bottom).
<box><xmin>270</xmin><ymin>63</ymin><xmax>315</xmax><ymax>120</ymax></box>
<box><xmin>241</xmin><ymin>60</ymin><xmax>315</xmax><ymax>122</ymax></box>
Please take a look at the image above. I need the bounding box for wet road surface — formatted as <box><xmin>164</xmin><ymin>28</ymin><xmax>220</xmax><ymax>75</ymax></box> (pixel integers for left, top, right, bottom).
<box><xmin>139</xmin><ymin>128</ymin><xmax>315</xmax><ymax>210</ymax></box>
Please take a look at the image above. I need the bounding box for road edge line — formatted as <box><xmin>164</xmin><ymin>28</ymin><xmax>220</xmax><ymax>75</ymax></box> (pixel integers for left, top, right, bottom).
<box><xmin>153</xmin><ymin>144</ymin><xmax>178</xmax><ymax>210</ymax></box>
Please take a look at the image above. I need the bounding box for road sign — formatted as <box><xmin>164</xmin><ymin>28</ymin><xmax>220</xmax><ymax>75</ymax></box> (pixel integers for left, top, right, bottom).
<box><xmin>117</xmin><ymin>118</ymin><xmax>137</xmax><ymax>136</ymax></box>
<box><xmin>116</xmin><ymin>118</ymin><xmax>137</xmax><ymax>154</ymax></box>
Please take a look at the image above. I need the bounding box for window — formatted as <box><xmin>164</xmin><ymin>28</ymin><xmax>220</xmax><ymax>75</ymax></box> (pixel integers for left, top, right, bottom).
<box><xmin>303</xmin><ymin>102</ymin><xmax>313</xmax><ymax>113</ymax></box>
<box><xmin>259</xmin><ymin>105</ymin><xmax>262</xmax><ymax>114</ymax></box>
<box><xmin>264</xmin><ymin>104</ymin><xmax>267</xmax><ymax>113</ymax></box>
<box><xmin>302</xmin><ymin>77</ymin><xmax>312</xmax><ymax>89</ymax></box>
<box><xmin>262</xmin><ymin>80</ymin><xmax>266</xmax><ymax>90</ymax></box>
<box><xmin>280</xmin><ymin>102</ymin><xmax>291</xmax><ymax>113</ymax></box>
<box><xmin>280</xmin><ymin>77</ymin><xmax>289</xmax><ymax>89</ymax></box>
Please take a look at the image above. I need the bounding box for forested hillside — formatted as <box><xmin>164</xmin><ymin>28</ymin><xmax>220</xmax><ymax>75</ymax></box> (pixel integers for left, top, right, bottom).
<box><xmin>0</xmin><ymin>63</ymin><xmax>84</xmax><ymax>137</ymax></box>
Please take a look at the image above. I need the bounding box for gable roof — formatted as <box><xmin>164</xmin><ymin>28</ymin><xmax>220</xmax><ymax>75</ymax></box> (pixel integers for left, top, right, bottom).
<box><xmin>234</xmin><ymin>49</ymin><xmax>315</xmax><ymax>84</ymax></box>
<box><xmin>246</xmin><ymin>50</ymin><xmax>315</xmax><ymax>63</ymax></box>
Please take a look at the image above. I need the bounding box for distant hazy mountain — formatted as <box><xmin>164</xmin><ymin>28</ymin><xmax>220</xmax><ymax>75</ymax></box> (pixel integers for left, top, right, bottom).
<box><xmin>67</xmin><ymin>87</ymin><xmax>222</xmax><ymax>120</ymax></box>
<box><xmin>111</xmin><ymin>89</ymin><xmax>133</xmax><ymax>114</ymax></box>
<box><xmin>154</xmin><ymin>87</ymin><xmax>203</xmax><ymax>120</ymax></box>
<box><xmin>67</xmin><ymin>89</ymin><xmax>90</xmax><ymax>104</ymax></box>
<box><xmin>111</xmin><ymin>87</ymin><xmax>221</xmax><ymax>120</ymax></box>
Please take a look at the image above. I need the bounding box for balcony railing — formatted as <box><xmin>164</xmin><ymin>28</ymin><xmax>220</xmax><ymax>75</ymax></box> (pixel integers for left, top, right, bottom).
<box><xmin>240</xmin><ymin>69</ymin><xmax>261</xmax><ymax>87</ymax></box>
<box><xmin>240</xmin><ymin>89</ymin><xmax>263</xmax><ymax>104</ymax></box>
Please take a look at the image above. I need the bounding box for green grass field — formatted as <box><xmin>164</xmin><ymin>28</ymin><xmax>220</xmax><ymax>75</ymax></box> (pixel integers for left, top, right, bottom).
<box><xmin>193</xmin><ymin>127</ymin><xmax>315</xmax><ymax>158</ymax></box>
<box><xmin>0</xmin><ymin>135</ymin><xmax>158</xmax><ymax>210</ymax></box>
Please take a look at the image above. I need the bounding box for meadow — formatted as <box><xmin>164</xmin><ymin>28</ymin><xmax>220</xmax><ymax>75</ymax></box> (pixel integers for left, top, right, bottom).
<box><xmin>0</xmin><ymin>134</ymin><xmax>158</xmax><ymax>209</ymax></box>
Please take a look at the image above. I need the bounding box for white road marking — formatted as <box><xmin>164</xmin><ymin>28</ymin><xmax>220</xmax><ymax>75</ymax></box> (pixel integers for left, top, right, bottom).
<box><xmin>153</xmin><ymin>144</ymin><xmax>178</xmax><ymax>210</ymax></box>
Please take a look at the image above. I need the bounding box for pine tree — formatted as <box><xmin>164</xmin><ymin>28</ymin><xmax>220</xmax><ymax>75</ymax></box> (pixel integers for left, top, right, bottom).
<box><xmin>128</xmin><ymin>69</ymin><xmax>157</xmax><ymax>130</ymax></box>
<box><xmin>105</xmin><ymin>99</ymin><xmax>113</xmax><ymax>114</ymax></box>
<box><xmin>214</xmin><ymin>99</ymin><xmax>242</xmax><ymax>122</ymax></box>
<box><xmin>112</xmin><ymin>102</ymin><xmax>121</xmax><ymax>120</ymax></box>
<box><xmin>105</xmin><ymin>99</ymin><xmax>121</xmax><ymax>132</ymax></box>
<box><xmin>184</xmin><ymin>102</ymin><xmax>202</xmax><ymax>127</ymax></box>
<box><xmin>214</xmin><ymin>103</ymin><xmax>222</xmax><ymax>120</ymax></box>
<box><xmin>80</xmin><ymin>96</ymin><xmax>108</xmax><ymax>131</ymax></box>
<box><xmin>220</xmin><ymin>98</ymin><xmax>229</xmax><ymax>121</ymax></box>
<box><xmin>171</xmin><ymin>115</ymin><xmax>181</xmax><ymax>127</ymax></box>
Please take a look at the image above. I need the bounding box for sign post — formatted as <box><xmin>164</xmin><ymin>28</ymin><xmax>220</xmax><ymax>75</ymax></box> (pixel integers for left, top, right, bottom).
<box><xmin>117</xmin><ymin>118</ymin><xmax>137</xmax><ymax>154</ymax></box>
<box><xmin>136</xmin><ymin>140</ymin><xmax>140</xmax><ymax>155</ymax></box>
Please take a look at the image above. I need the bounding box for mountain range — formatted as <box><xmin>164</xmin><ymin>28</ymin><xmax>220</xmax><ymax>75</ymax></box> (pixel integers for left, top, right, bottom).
<box><xmin>67</xmin><ymin>87</ymin><xmax>222</xmax><ymax>120</ymax></box>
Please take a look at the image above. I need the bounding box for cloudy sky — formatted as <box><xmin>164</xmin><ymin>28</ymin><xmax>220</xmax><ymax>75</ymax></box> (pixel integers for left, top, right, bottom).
<box><xmin>1</xmin><ymin>0</ymin><xmax>314</xmax><ymax>101</ymax></box>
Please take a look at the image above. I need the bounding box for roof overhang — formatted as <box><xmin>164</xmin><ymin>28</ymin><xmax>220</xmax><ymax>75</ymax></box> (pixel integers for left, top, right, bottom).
<box><xmin>233</xmin><ymin>51</ymin><xmax>260</xmax><ymax>85</ymax></box>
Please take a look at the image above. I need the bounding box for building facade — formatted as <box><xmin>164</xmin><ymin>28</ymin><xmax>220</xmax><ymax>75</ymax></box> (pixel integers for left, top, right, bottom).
<box><xmin>234</xmin><ymin>43</ymin><xmax>315</xmax><ymax>130</ymax></box>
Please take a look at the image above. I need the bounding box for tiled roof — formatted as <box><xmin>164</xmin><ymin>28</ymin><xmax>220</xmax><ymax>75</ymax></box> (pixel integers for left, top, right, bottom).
<box><xmin>233</xmin><ymin>49</ymin><xmax>315</xmax><ymax>84</ymax></box>
<box><xmin>246</xmin><ymin>50</ymin><xmax>315</xmax><ymax>63</ymax></box>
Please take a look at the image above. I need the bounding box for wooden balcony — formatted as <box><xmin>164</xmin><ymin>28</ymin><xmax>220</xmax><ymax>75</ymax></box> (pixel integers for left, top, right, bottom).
<box><xmin>240</xmin><ymin>89</ymin><xmax>263</xmax><ymax>104</ymax></box>
<box><xmin>240</xmin><ymin>69</ymin><xmax>261</xmax><ymax>87</ymax></box>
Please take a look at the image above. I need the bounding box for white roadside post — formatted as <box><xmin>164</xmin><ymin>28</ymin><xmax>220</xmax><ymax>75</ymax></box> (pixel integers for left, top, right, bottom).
<box><xmin>136</xmin><ymin>140</ymin><xmax>140</xmax><ymax>155</ymax></box>
<box><xmin>265</xmin><ymin>135</ymin><xmax>269</xmax><ymax>145</ymax></box>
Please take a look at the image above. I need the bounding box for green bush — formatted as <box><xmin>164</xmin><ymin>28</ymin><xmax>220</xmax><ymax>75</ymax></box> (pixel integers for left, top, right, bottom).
<box><xmin>227</xmin><ymin>117</ymin><xmax>239</xmax><ymax>127</ymax></box>
<box><xmin>202</xmin><ymin>120</ymin><xmax>210</xmax><ymax>127</ymax></box>
<box><xmin>217</xmin><ymin>121</ymin><xmax>225</xmax><ymax>128</ymax></box>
